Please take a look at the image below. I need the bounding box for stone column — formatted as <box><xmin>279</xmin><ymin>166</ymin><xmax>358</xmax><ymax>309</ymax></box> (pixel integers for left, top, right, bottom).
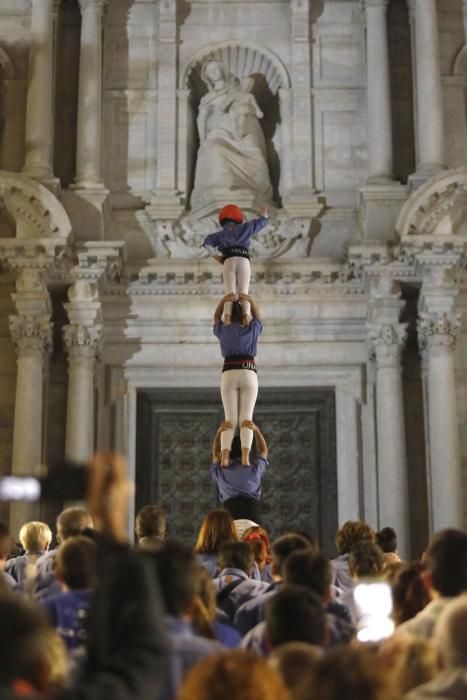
<box><xmin>63</xmin><ymin>279</ymin><xmax>102</xmax><ymax>463</ymax></box>
<box><xmin>418</xmin><ymin>312</ymin><xmax>462</xmax><ymax>531</ymax></box>
<box><xmin>363</xmin><ymin>0</ymin><xmax>393</xmax><ymax>183</ymax></box>
<box><xmin>368</xmin><ymin>322</ymin><xmax>409</xmax><ymax>557</ymax></box>
<box><xmin>409</xmin><ymin>0</ymin><xmax>445</xmax><ymax>182</ymax></box>
<box><xmin>73</xmin><ymin>0</ymin><xmax>106</xmax><ymax>188</ymax></box>
<box><xmin>8</xmin><ymin>270</ymin><xmax>52</xmax><ymax>534</ymax></box>
<box><xmin>23</xmin><ymin>0</ymin><xmax>56</xmax><ymax>182</ymax></box>
<box><xmin>367</xmin><ymin>279</ymin><xmax>409</xmax><ymax>558</ymax></box>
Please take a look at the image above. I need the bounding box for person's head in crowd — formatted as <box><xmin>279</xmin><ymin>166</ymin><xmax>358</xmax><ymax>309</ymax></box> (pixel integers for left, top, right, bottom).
<box><xmin>270</xmin><ymin>642</ymin><xmax>321</xmax><ymax>700</ymax></box>
<box><xmin>434</xmin><ymin>593</ymin><xmax>467</xmax><ymax>670</ymax></box>
<box><xmin>0</xmin><ymin>596</ymin><xmax>55</xmax><ymax>693</ymax></box>
<box><xmin>379</xmin><ymin>634</ymin><xmax>438</xmax><ymax>695</ymax></box>
<box><xmin>313</xmin><ymin>644</ymin><xmax>394</xmax><ymax>700</ymax></box>
<box><xmin>348</xmin><ymin>541</ymin><xmax>384</xmax><ymax>579</ymax></box>
<box><xmin>178</xmin><ymin>650</ymin><xmax>291</xmax><ymax>700</ymax></box>
<box><xmin>195</xmin><ymin>509</ymin><xmax>238</xmax><ymax>554</ymax></box>
<box><xmin>284</xmin><ymin>551</ymin><xmax>332</xmax><ymax>601</ymax></box>
<box><xmin>390</xmin><ymin>563</ymin><xmax>431</xmax><ymax>625</ymax></box>
<box><xmin>56</xmin><ymin>506</ymin><xmax>93</xmax><ymax>544</ymax></box>
<box><xmin>265</xmin><ymin>585</ymin><xmax>326</xmax><ymax>649</ymax></box>
<box><xmin>271</xmin><ymin>533</ymin><xmax>312</xmax><ymax>579</ymax></box>
<box><xmin>243</xmin><ymin>525</ymin><xmax>271</xmax><ymax>568</ymax></box>
<box><xmin>424</xmin><ymin>528</ymin><xmax>467</xmax><ymax>597</ymax></box>
<box><xmin>376</xmin><ymin>527</ymin><xmax>398</xmax><ymax>554</ymax></box>
<box><xmin>135</xmin><ymin>504</ymin><xmax>166</xmax><ymax>546</ymax></box>
<box><xmin>335</xmin><ymin>521</ymin><xmax>376</xmax><ymax>556</ymax></box>
<box><xmin>19</xmin><ymin>521</ymin><xmax>52</xmax><ymax>555</ymax></box>
<box><xmin>55</xmin><ymin>535</ymin><xmax>97</xmax><ymax>591</ymax></box>
<box><xmin>218</xmin><ymin>541</ymin><xmax>254</xmax><ymax>576</ymax></box>
<box><xmin>191</xmin><ymin>564</ymin><xmax>217</xmax><ymax>638</ymax></box>
<box><xmin>147</xmin><ymin>539</ymin><xmax>198</xmax><ymax>617</ymax></box>
<box><xmin>0</xmin><ymin>521</ymin><xmax>12</xmax><ymax>566</ymax></box>
<box><xmin>286</xmin><ymin>529</ymin><xmax>317</xmax><ymax>549</ymax></box>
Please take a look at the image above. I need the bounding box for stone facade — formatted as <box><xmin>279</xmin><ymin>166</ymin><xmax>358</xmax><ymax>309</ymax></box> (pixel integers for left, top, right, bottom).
<box><xmin>0</xmin><ymin>0</ymin><xmax>465</xmax><ymax>556</ymax></box>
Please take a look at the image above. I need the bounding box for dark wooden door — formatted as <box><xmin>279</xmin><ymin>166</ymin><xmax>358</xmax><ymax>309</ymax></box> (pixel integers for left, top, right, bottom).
<box><xmin>136</xmin><ymin>387</ymin><xmax>337</xmax><ymax>553</ymax></box>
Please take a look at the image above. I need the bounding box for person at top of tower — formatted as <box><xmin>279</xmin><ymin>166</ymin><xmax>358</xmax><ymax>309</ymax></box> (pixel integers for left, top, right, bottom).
<box><xmin>210</xmin><ymin>420</ymin><xmax>269</xmax><ymax>524</ymax></box>
<box><xmin>213</xmin><ymin>292</ymin><xmax>262</xmax><ymax>466</ymax></box>
<box><xmin>203</xmin><ymin>204</ymin><xmax>268</xmax><ymax>325</ymax></box>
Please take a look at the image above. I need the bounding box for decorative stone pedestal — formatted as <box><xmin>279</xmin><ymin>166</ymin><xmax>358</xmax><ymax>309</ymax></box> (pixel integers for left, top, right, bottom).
<box><xmin>359</xmin><ymin>184</ymin><xmax>407</xmax><ymax>242</ymax></box>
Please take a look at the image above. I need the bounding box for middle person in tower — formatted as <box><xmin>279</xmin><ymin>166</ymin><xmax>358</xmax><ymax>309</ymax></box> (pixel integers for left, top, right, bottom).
<box><xmin>213</xmin><ymin>292</ymin><xmax>262</xmax><ymax>466</ymax></box>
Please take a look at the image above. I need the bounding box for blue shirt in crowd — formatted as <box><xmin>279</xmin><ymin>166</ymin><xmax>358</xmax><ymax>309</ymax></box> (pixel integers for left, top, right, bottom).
<box><xmin>211</xmin><ymin>458</ymin><xmax>269</xmax><ymax>503</ymax></box>
<box><xmin>214</xmin><ymin>319</ymin><xmax>262</xmax><ymax>358</ymax></box>
<box><xmin>42</xmin><ymin>589</ymin><xmax>92</xmax><ymax>650</ymax></box>
<box><xmin>203</xmin><ymin>216</ymin><xmax>268</xmax><ymax>253</ymax></box>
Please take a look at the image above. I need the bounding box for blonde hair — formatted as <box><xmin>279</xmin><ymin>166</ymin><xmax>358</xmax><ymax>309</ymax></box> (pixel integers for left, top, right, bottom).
<box><xmin>19</xmin><ymin>521</ymin><xmax>52</xmax><ymax>553</ymax></box>
<box><xmin>42</xmin><ymin>629</ymin><xmax>68</xmax><ymax>689</ymax></box>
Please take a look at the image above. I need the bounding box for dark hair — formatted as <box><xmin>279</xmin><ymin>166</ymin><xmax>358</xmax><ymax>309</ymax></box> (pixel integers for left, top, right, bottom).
<box><xmin>136</xmin><ymin>505</ymin><xmax>166</xmax><ymax>540</ymax></box>
<box><xmin>147</xmin><ymin>539</ymin><xmax>198</xmax><ymax>615</ymax></box>
<box><xmin>376</xmin><ymin>527</ymin><xmax>397</xmax><ymax>554</ymax></box>
<box><xmin>426</xmin><ymin>529</ymin><xmax>467</xmax><ymax>596</ymax></box>
<box><xmin>230</xmin><ymin>435</ymin><xmax>242</xmax><ymax>461</ymax></box>
<box><xmin>230</xmin><ymin>301</ymin><xmax>243</xmax><ymax>325</ymax></box>
<box><xmin>348</xmin><ymin>541</ymin><xmax>384</xmax><ymax>578</ymax></box>
<box><xmin>219</xmin><ymin>218</ymin><xmax>239</xmax><ymax>227</ymax></box>
<box><xmin>0</xmin><ymin>521</ymin><xmax>11</xmax><ymax>560</ymax></box>
<box><xmin>56</xmin><ymin>535</ymin><xmax>97</xmax><ymax>590</ymax></box>
<box><xmin>284</xmin><ymin>551</ymin><xmax>332</xmax><ymax>598</ymax></box>
<box><xmin>391</xmin><ymin>563</ymin><xmax>431</xmax><ymax>625</ymax></box>
<box><xmin>265</xmin><ymin>585</ymin><xmax>326</xmax><ymax>648</ymax></box>
<box><xmin>271</xmin><ymin>534</ymin><xmax>312</xmax><ymax>576</ymax></box>
<box><xmin>57</xmin><ymin>507</ymin><xmax>93</xmax><ymax>541</ymax></box>
<box><xmin>335</xmin><ymin>521</ymin><xmax>375</xmax><ymax>555</ymax></box>
<box><xmin>218</xmin><ymin>541</ymin><xmax>254</xmax><ymax>574</ymax></box>
<box><xmin>313</xmin><ymin>645</ymin><xmax>392</xmax><ymax>700</ymax></box>
<box><xmin>0</xmin><ymin>598</ymin><xmax>50</xmax><ymax>686</ymax></box>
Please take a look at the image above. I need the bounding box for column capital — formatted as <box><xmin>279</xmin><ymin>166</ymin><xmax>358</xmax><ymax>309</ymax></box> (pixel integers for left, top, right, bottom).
<box><xmin>9</xmin><ymin>314</ymin><xmax>52</xmax><ymax>356</ymax></box>
<box><xmin>78</xmin><ymin>0</ymin><xmax>107</xmax><ymax>15</ymax></box>
<box><xmin>368</xmin><ymin>322</ymin><xmax>408</xmax><ymax>366</ymax></box>
<box><xmin>63</xmin><ymin>323</ymin><xmax>102</xmax><ymax>354</ymax></box>
<box><xmin>417</xmin><ymin>312</ymin><xmax>461</xmax><ymax>352</ymax></box>
<box><xmin>361</xmin><ymin>0</ymin><xmax>390</xmax><ymax>9</ymax></box>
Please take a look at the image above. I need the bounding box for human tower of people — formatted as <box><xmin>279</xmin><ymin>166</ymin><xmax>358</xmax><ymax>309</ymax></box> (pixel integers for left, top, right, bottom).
<box><xmin>202</xmin><ymin>204</ymin><xmax>270</xmax><ymax>524</ymax></box>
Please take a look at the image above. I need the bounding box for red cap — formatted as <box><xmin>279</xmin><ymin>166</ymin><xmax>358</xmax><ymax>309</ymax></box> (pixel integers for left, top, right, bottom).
<box><xmin>218</xmin><ymin>204</ymin><xmax>244</xmax><ymax>225</ymax></box>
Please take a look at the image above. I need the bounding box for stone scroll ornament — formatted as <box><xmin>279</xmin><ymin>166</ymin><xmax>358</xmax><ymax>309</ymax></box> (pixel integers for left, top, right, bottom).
<box><xmin>190</xmin><ymin>59</ymin><xmax>273</xmax><ymax>209</ymax></box>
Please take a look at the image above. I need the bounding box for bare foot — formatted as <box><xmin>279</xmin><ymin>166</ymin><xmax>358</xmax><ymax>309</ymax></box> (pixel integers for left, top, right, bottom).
<box><xmin>224</xmin><ymin>315</ymin><xmax>231</xmax><ymax>326</ymax></box>
<box><xmin>221</xmin><ymin>449</ymin><xmax>230</xmax><ymax>467</ymax></box>
<box><xmin>242</xmin><ymin>447</ymin><xmax>251</xmax><ymax>466</ymax></box>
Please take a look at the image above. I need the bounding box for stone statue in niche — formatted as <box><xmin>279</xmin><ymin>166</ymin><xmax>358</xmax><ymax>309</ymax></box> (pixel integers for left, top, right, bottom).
<box><xmin>190</xmin><ymin>59</ymin><xmax>273</xmax><ymax>209</ymax></box>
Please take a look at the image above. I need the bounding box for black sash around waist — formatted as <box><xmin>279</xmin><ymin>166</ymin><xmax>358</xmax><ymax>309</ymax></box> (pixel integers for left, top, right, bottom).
<box><xmin>221</xmin><ymin>246</ymin><xmax>250</xmax><ymax>261</ymax></box>
<box><xmin>222</xmin><ymin>355</ymin><xmax>257</xmax><ymax>373</ymax></box>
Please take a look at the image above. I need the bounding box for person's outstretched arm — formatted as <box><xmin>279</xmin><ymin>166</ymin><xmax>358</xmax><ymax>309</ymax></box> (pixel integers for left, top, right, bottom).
<box><xmin>238</xmin><ymin>293</ymin><xmax>260</xmax><ymax>320</ymax></box>
<box><xmin>214</xmin><ymin>293</ymin><xmax>236</xmax><ymax>323</ymax></box>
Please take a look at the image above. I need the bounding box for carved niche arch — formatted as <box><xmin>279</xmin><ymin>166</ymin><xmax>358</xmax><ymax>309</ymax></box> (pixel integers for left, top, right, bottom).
<box><xmin>396</xmin><ymin>167</ymin><xmax>467</xmax><ymax>240</ymax></box>
<box><xmin>0</xmin><ymin>170</ymin><xmax>72</xmax><ymax>240</ymax></box>
<box><xmin>179</xmin><ymin>42</ymin><xmax>291</xmax><ymax>208</ymax></box>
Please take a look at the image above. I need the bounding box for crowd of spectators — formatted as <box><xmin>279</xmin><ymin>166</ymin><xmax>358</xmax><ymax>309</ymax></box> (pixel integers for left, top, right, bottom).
<box><xmin>1</xmin><ymin>452</ymin><xmax>467</xmax><ymax>700</ymax></box>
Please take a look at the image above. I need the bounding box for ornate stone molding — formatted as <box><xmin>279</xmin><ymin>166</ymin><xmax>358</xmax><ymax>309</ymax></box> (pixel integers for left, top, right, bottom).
<box><xmin>63</xmin><ymin>323</ymin><xmax>102</xmax><ymax>353</ymax></box>
<box><xmin>77</xmin><ymin>0</ymin><xmax>107</xmax><ymax>14</ymax></box>
<box><xmin>417</xmin><ymin>312</ymin><xmax>461</xmax><ymax>351</ymax></box>
<box><xmin>9</xmin><ymin>314</ymin><xmax>52</xmax><ymax>355</ymax></box>
<box><xmin>367</xmin><ymin>322</ymin><xmax>408</xmax><ymax>366</ymax></box>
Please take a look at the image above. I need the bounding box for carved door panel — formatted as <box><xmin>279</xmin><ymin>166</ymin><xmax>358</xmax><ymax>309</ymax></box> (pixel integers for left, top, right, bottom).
<box><xmin>136</xmin><ymin>388</ymin><xmax>337</xmax><ymax>552</ymax></box>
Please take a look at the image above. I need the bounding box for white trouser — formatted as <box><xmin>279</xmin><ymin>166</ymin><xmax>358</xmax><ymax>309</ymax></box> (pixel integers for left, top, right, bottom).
<box><xmin>223</xmin><ymin>257</ymin><xmax>251</xmax><ymax>318</ymax></box>
<box><xmin>220</xmin><ymin>369</ymin><xmax>258</xmax><ymax>450</ymax></box>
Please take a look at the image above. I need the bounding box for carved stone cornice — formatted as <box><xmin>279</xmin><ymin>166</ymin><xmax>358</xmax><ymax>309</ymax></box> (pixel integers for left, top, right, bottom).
<box><xmin>417</xmin><ymin>312</ymin><xmax>461</xmax><ymax>352</ymax></box>
<box><xmin>367</xmin><ymin>322</ymin><xmax>408</xmax><ymax>366</ymax></box>
<box><xmin>9</xmin><ymin>314</ymin><xmax>52</xmax><ymax>356</ymax></box>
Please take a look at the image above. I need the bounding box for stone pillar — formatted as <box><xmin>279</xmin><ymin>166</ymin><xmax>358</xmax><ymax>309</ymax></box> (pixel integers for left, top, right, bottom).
<box><xmin>8</xmin><ymin>270</ymin><xmax>52</xmax><ymax>534</ymax></box>
<box><xmin>368</xmin><ymin>280</ymin><xmax>409</xmax><ymax>558</ymax></box>
<box><xmin>409</xmin><ymin>0</ymin><xmax>445</xmax><ymax>184</ymax></box>
<box><xmin>418</xmin><ymin>312</ymin><xmax>462</xmax><ymax>531</ymax></box>
<box><xmin>23</xmin><ymin>0</ymin><xmax>56</xmax><ymax>183</ymax></box>
<box><xmin>63</xmin><ymin>280</ymin><xmax>102</xmax><ymax>463</ymax></box>
<box><xmin>363</xmin><ymin>0</ymin><xmax>393</xmax><ymax>183</ymax></box>
<box><xmin>74</xmin><ymin>0</ymin><xmax>106</xmax><ymax>188</ymax></box>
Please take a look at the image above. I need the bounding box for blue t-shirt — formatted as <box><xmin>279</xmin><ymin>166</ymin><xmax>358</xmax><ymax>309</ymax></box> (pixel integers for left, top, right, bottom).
<box><xmin>211</xmin><ymin>459</ymin><xmax>269</xmax><ymax>502</ymax></box>
<box><xmin>203</xmin><ymin>216</ymin><xmax>268</xmax><ymax>253</ymax></box>
<box><xmin>214</xmin><ymin>319</ymin><xmax>262</xmax><ymax>358</ymax></box>
<box><xmin>42</xmin><ymin>589</ymin><xmax>92</xmax><ymax>650</ymax></box>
